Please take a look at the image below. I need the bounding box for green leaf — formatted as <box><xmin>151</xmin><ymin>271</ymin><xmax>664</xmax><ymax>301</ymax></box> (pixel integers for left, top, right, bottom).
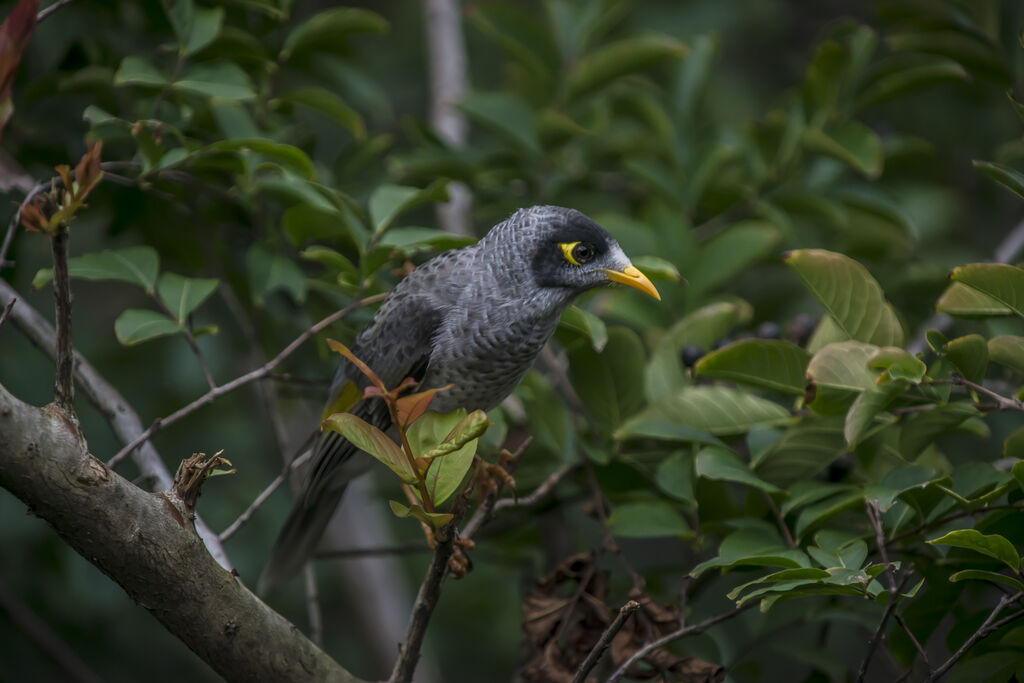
<box><xmin>644</xmin><ymin>299</ymin><xmax>752</xmax><ymax>402</ymax></box>
<box><xmin>694</xmin><ymin>339</ymin><xmax>810</xmax><ymax>395</ymax></box>
<box><xmin>457</xmin><ymin>91</ymin><xmax>540</xmax><ymax>155</ymax></box>
<box><xmin>630</xmin><ymin>255</ymin><xmax>683</xmax><ymax>282</ymax></box>
<box><xmin>780</xmin><ymin>481</ymin><xmax>856</xmax><ymax>516</ymax></box>
<box><xmin>989</xmin><ymin>336</ymin><xmax>1024</xmax><ymax>375</ymax></box>
<box><xmin>284</xmin><ymin>205</ymin><xmax>354</xmax><ymax>247</ymax></box>
<box><xmin>113</xmin><ymin>56</ymin><xmax>168</xmax><ymax>87</ymax></box>
<box><xmin>558</xmin><ymin>306</ymin><xmax>609</xmax><ymax>352</ymax></box>
<box><xmin>324</xmin><ymin>413</ymin><xmax>416</xmax><ymax>483</ymax></box>
<box><xmin>408</xmin><ymin>410</ymin><xmax>482</xmax><ymax>506</ymax></box>
<box><xmin>566</xmin><ymin>34</ymin><xmax>687</xmax><ymax>101</ymax></box>
<box><xmin>899</xmin><ymin>403</ymin><xmax>980</xmax><ymax>459</ymax></box>
<box><xmin>802</xmin><ymin>121</ymin><xmax>883</xmax><ymax>178</ymax></box>
<box><xmin>1008</xmin><ymin>430</ymin><xmax>1024</xmax><ymax>462</ymax></box>
<box><xmin>864</xmin><ymin>465</ymin><xmax>943</xmax><ymax>513</ymax></box>
<box><xmin>275</xmin><ymin>87</ymin><xmax>365</xmax><ymax>139</ymax></box>
<box><xmin>377</xmin><ymin>227</ymin><xmax>474</xmax><ymax>253</ymax></box>
<box><xmin>785</xmin><ymin>249</ymin><xmax>904</xmax><ymax>346</ymax></box>
<box><xmin>567</xmin><ymin>326</ymin><xmax>646</xmax><ymax>435</ymax></box>
<box><xmin>32</xmin><ymin>246</ymin><xmax>160</xmax><ymax>292</ymax></box>
<box><xmin>929</xmin><ymin>529</ymin><xmax>1020</xmax><ymax>572</ymax></box>
<box><xmin>114</xmin><ymin>309</ymin><xmax>184</xmax><ymax>346</ymax></box>
<box><xmin>844</xmin><ymin>386</ymin><xmax>900</xmax><ymax>447</ymax></box>
<box><xmin>805</xmin><ymin>340</ymin><xmax>879</xmax><ymax>415</ymax></box>
<box><xmin>201</xmin><ymin>138</ymin><xmax>316</xmax><ymax>179</ymax></box>
<box><xmin>795</xmin><ymin>490</ymin><xmax>864</xmax><ymax>539</ymax></box>
<box><xmin>388</xmin><ymin>500</ymin><xmax>453</xmax><ymax>530</ymax></box>
<box><xmin>756</xmin><ymin>418</ymin><xmax>847</xmax><ymax>486</ymax></box>
<box><xmin>857</xmin><ymin>54</ymin><xmax>969</xmax><ymax>108</ymax></box>
<box><xmin>172</xmin><ymin>62</ymin><xmax>255</xmax><ymax>100</ymax></box>
<box><xmin>368</xmin><ymin>180</ymin><xmax>450</xmax><ymax>235</ymax></box>
<box><xmin>300</xmin><ymin>246</ymin><xmax>358</xmax><ymax>280</ymax></box>
<box><xmin>868</xmin><ymin>346</ymin><xmax>926</xmax><ymax>384</ymax></box>
<box><xmin>166</xmin><ymin>0</ymin><xmax>224</xmax><ymax>57</ymax></box>
<box><xmin>156</xmin><ymin>273</ymin><xmax>218</xmax><ymax>324</ymax></box>
<box><xmin>281</xmin><ymin>8</ymin><xmax>389</xmax><ymax>60</ymax></box>
<box><xmin>608</xmin><ymin>501</ymin><xmax>690</xmax><ymax>539</ymax></box>
<box><xmin>973</xmin><ymin>161</ymin><xmax>1024</xmax><ymax>200</ymax></box>
<box><xmin>687</xmin><ymin>221</ymin><xmax>780</xmax><ymax>295</ymax></box>
<box><xmin>613</xmin><ymin>420</ymin><xmax>726</xmax><ymax>447</ymax></box>
<box><xmin>695</xmin><ymin>446</ymin><xmax>782</xmax><ymax>493</ymax></box>
<box><xmin>691</xmin><ymin>527</ymin><xmax>810</xmax><ymax>577</ymax></box>
<box><xmin>936</xmin><ymin>282</ymin><xmax>1012</xmax><ymax>318</ymax></box>
<box><xmin>655</xmin><ymin>451</ymin><xmax>695</xmax><ymax>506</ymax></box>
<box><xmin>945</xmin><ymin>334</ymin><xmax>989</xmax><ymax>383</ymax></box>
<box><xmin>246</xmin><ymin>245</ymin><xmax>307</xmax><ymax>304</ymax></box>
<box><xmin>652</xmin><ymin>386</ymin><xmax>794</xmax><ymax>436</ymax></box>
<box><xmin>950</xmin><ymin>263</ymin><xmax>1024</xmax><ymax>319</ymax></box>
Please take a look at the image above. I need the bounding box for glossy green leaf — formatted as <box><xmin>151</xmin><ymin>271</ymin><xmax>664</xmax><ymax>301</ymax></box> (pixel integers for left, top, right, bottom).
<box><xmin>945</xmin><ymin>334</ymin><xmax>989</xmax><ymax>383</ymax></box>
<box><xmin>857</xmin><ymin>54</ymin><xmax>969</xmax><ymax>108</ymax></box>
<box><xmin>156</xmin><ymin>273</ymin><xmax>218</xmax><ymax>324</ymax></box>
<box><xmin>695</xmin><ymin>339</ymin><xmax>810</xmax><ymax>395</ymax></box>
<box><xmin>973</xmin><ymin>160</ymin><xmax>1024</xmax><ymax>200</ymax></box>
<box><xmin>868</xmin><ymin>346</ymin><xmax>926</xmax><ymax>384</ymax></box>
<box><xmin>645</xmin><ymin>386</ymin><xmax>793</xmax><ymax>436</ymax></box>
<box><xmin>687</xmin><ymin>221</ymin><xmax>780</xmax><ymax>295</ymax></box>
<box><xmin>457</xmin><ymin>91</ymin><xmax>540</xmax><ymax>154</ymax></box>
<box><xmin>377</xmin><ymin>227</ymin><xmax>474</xmax><ymax>253</ymax></box>
<box><xmin>951</xmin><ymin>263</ymin><xmax>1024</xmax><ymax>318</ymax></box>
<box><xmin>566</xmin><ymin>35</ymin><xmax>687</xmax><ymax>100</ymax></box>
<box><xmin>281</xmin><ymin>8</ymin><xmax>389</xmax><ymax>60</ymax></box>
<box><xmin>558</xmin><ymin>305</ymin><xmax>609</xmax><ymax>352</ymax></box>
<box><xmin>785</xmin><ymin>249</ymin><xmax>903</xmax><ymax>346</ymax></box>
<box><xmin>275</xmin><ymin>87</ymin><xmax>365</xmax><ymax>139</ymax></box>
<box><xmin>202</xmin><ymin>138</ymin><xmax>316</xmax><ymax>178</ymax></box>
<box><xmin>166</xmin><ymin>0</ymin><xmax>224</xmax><ymax>56</ymax></box>
<box><xmin>324</xmin><ymin>413</ymin><xmax>416</xmax><ymax>483</ymax></box>
<box><xmin>33</xmin><ymin>246</ymin><xmax>160</xmax><ymax>292</ymax></box>
<box><xmin>631</xmin><ymin>255</ymin><xmax>683</xmax><ymax>282</ymax></box>
<box><xmin>757</xmin><ymin>418</ymin><xmax>847</xmax><ymax>486</ymax></box>
<box><xmin>114</xmin><ymin>309</ymin><xmax>184</xmax><ymax>346</ymax></box>
<box><xmin>695</xmin><ymin>446</ymin><xmax>782</xmax><ymax>493</ymax></box>
<box><xmin>388</xmin><ymin>501</ymin><xmax>453</xmax><ymax>530</ymax></box>
<box><xmin>173</xmin><ymin>62</ymin><xmax>255</xmax><ymax>100</ymax></box>
<box><xmin>246</xmin><ymin>245</ymin><xmax>307</xmax><ymax>304</ymax></box>
<box><xmin>802</xmin><ymin>121</ymin><xmax>883</xmax><ymax>178</ymax></box>
<box><xmin>936</xmin><ymin>282</ymin><xmax>1012</xmax><ymax>318</ymax></box>
<box><xmin>608</xmin><ymin>501</ymin><xmax>690</xmax><ymax>539</ymax></box>
<box><xmin>805</xmin><ymin>340</ymin><xmax>879</xmax><ymax>414</ymax></box>
<box><xmin>989</xmin><ymin>336</ymin><xmax>1024</xmax><ymax>375</ymax></box>
<box><xmin>113</xmin><ymin>56</ymin><xmax>168</xmax><ymax>87</ymax></box>
<box><xmin>655</xmin><ymin>451</ymin><xmax>695</xmax><ymax>505</ymax></box>
<box><xmin>568</xmin><ymin>326</ymin><xmax>646</xmax><ymax>434</ymax></box>
<box><xmin>844</xmin><ymin>386</ymin><xmax>899</xmax><ymax>447</ymax></box>
<box><xmin>691</xmin><ymin>527</ymin><xmax>810</xmax><ymax>577</ymax></box>
<box><xmin>411</xmin><ymin>410</ymin><xmax>484</xmax><ymax>506</ymax></box>
<box><xmin>644</xmin><ymin>299</ymin><xmax>753</xmax><ymax>402</ymax></box>
<box><xmin>929</xmin><ymin>529</ymin><xmax>1020</xmax><ymax>572</ymax></box>
<box><xmin>368</xmin><ymin>180</ymin><xmax>450</xmax><ymax>235</ymax></box>
<box><xmin>864</xmin><ymin>465</ymin><xmax>943</xmax><ymax>513</ymax></box>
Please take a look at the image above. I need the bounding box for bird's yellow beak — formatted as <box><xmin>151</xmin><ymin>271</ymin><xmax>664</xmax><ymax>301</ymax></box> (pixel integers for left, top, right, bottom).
<box><xmin>603</xmin><ymin>264</ymin><xmax>661</xmax><ymax>300</ymax></box>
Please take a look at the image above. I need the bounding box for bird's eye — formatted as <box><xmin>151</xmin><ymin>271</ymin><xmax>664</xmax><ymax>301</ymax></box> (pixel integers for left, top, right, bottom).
<box><xmin>559</xmin><ymin>241</ymin><xmax>596</xmax><ymax>266</ymax></box>
<box><xmin>572</xmin><ymin>243</ymin><xmax>595</xmax><ymax>263</ymax></box>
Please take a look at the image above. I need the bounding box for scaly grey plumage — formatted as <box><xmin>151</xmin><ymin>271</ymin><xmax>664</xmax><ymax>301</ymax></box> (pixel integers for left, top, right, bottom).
<box><xmin>259</xmin><ymin>206</ymin><xmax>659</xmax><ymax>593</ymax></box>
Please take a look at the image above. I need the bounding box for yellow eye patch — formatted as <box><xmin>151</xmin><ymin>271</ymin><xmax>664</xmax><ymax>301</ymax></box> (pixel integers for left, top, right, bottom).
<box><xmin>559</xmin><ymin>241</ymin><xmax>583</xmax><ymax>265</ymax></box>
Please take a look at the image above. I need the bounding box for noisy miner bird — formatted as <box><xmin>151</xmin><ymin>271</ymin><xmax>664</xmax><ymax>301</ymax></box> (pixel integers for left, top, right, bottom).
<box><xmin>259</xmin><ymin>205</ymin><xmax>661</xmax><ymax>593</ymax></box>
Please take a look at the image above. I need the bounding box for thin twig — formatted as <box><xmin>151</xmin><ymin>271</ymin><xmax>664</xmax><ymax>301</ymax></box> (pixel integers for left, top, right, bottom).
<box><xmin>36</xmin><ymin>0</ymin><xmax>76</xmax><ymax>23</ymax></box>
<box><xmin>219</xmin><ymin>451</ymin><xmax>311</xmax><ymax>542</ymax></box>
<box><xmin>951</xmin><ymin>375</ymin><xmax>1024</xmax><ymax>412</ymax></box>
<box><xmin>50</xmin><ymin>225</ymin><xmax>74</xmax><ymax>413</ymax></box>
<box><xmin>572</xmin><ymin>600</ymin><xmax>640</xmax><ymax>683</ymax></box>
<box><xmin>857</xmin><ymin>571</ymin><xmax>911</xmax><ymax>683</ymax></box>
<box><xmin>926</xmin><ymin>593</ymin><xmax>1024</xmax><ymax>681</ymax></box>
<box><xmin>459</xmin><ymin>436</ymin><xmax>542</xmax><ymax>542</ymax></box>
<box><xmin>108</xmin><ymin>292</ymin><xmax>387</xmax><ymax>468</ymax></box>
<box><xmin>302</xmin><ymin>563</ymin><xmax>323</xmax><ymax>647</ymax></box>
<box><xmin>389</xmin><ymin>491</ymin><xmax>472</xmax><ymax>683</ymax></box>
<box><xmin>764</xmin><ymin>490</ymin><xmax>795</xmax><ymax>549</ymax></box>
<box><xmin>884</xmin><ymin>503</ymin><xmax>1024</xmax><ymax>548</ymax></box>
<box><xmin>605</xmin><ymin>605</ymin><xmax>752</xmax><ymax>683</ymax></box>
<box><xmin>894</xmin><ymin>613</ymin><xmax>929</xmax><ymax>668</ymax></box>
<box><xmin>0</xmin><ymin>296</ymin><xmax>14</xmax><ymax>328</ymax></box>
<box><xmin>490</xmin><ymin>463</ymin><xmax>575</xmax><ymax>516</ymax></box>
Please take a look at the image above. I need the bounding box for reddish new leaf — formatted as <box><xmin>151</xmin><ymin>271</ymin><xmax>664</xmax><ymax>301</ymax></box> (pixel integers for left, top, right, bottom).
<box><xmin>326</xmin><ymin>338</ymin><xmax>387</xmax><ymax>393</ymax></box>
<box><xmin>395</xmin><ymin>384</ymin><xmax>451</xmax><ymax>430</ymax></box>
<box><xmin>0</xmin><ymin>0</ymin><xmax>37</xmax><ymax>140</ymax></box>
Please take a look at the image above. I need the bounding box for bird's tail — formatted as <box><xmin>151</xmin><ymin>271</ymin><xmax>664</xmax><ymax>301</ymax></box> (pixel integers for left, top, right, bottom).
<box><xmin>257</xmin><ymin>480</ymin><xmax>347</xmax><ymax>596</ymax></box>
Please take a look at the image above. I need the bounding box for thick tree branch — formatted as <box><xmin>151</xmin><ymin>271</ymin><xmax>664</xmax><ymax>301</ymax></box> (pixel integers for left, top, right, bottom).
<box><xmin>0</xmin><ymin>278</ymin><xmax>231</xmax><ymax>568</ymax></box>
<box><xmin>0</xmin><ymin>383</ymin><xmax>363</xmax><ymax>683</ymax></box>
